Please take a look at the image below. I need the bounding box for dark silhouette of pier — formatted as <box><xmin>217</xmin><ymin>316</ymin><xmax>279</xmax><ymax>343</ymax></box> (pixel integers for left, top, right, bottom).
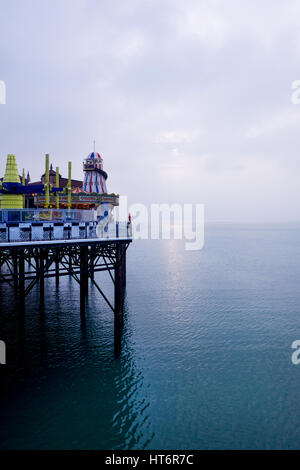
<box><xmin>0</xmin><ymin>235</ymin><xmax>131</xmax><ymax>357</ymax></box>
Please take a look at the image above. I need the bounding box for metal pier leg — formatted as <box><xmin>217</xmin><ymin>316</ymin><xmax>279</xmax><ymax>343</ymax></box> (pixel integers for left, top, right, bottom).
<box><xmin>122</xmin><ymin>245</ymin><xmax>126</xmax><ymax>290</ymax></box>
<box><xmin>69</xmin><ymin>247</ymin><xmax>72</xmax><ymax>270</ymax></box>
<box><xmin>13</xmin><ymin>251</ymin><xmax>19</xmax><ymax>292</ymax></box>
<box><xmin>40</xmin><ymin>249</ymin><xmax>45</xmax><ymax>303</ymax></box>
<box><xmin>19</xmin><ymin>251</ymin><xmax>25</xmax><ymax>307</ymax></box>
<box><xmin>80</xmin><ymin>246</ymin><xmax>88</xmax><ymax>315</ymax></box>
<box><xmin>35</xmin><ymin>248</ymin><xmax>40</xmax><ymax>271</ymax></box>
<box><xmin>90</xmin><ymin>246</ymin><xmax>95</xmax><ymax>281</ymax></box>
<box><xmin>114</xmin><ymin>243</ymin><xmax>124</xmax><ymax>357</ymax></box>
<box><xmin>55</xmin><ymin>249</ymin><xmax>59</xmax><ymax>288</ymax></box>
<box><xmin>84</xmin><ymin>248</ymin><xmax>89</xmax><ymax>298</ymax></box>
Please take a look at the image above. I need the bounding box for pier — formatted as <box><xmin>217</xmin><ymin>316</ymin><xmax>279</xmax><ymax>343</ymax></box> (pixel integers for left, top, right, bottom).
<box><xmin>0</xmin><ymin>151</ymin><xmax>133</xmax><ymax>356</ymax></box>
<box><xmin>0</xmin><ymin>215</ymin><xmax>132</xmax><ymax>357</ymax></box>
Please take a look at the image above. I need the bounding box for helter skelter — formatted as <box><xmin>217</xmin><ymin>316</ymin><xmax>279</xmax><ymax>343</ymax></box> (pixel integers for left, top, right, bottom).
<box><xmin>83</xmin><ymin>150</ymin><xmax>108</xmax><ymax>194</ymax></box>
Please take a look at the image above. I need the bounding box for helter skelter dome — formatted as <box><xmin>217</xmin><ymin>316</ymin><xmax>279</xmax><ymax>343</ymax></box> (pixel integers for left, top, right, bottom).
<box><xmin>83</xmin><ymin>150</ymin><xmax>108</xmax><ymax>194</ymax></box>
<box><xmin>89</xmin><ymin>151</ymin><xmax>102</xmax><ymax>160</ymax></box>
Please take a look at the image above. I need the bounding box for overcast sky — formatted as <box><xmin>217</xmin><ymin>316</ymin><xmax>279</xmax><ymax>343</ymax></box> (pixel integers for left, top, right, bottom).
<box><xmin>1</xmin><ymin>0</ymin><xmax>300</xmax><ymax>222</ymax></box>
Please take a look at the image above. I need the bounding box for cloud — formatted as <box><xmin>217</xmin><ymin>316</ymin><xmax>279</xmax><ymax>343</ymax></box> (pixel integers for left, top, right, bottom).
<box><xmin>245</xmin><ymin>108</ymin><xmax>300</xmax><ymax>138</ymax></box>
<box><xmin>1</xmin><ymin>0</ymin><xmax>300</xmax><ymax>222</ymax></box>
<box><xmin>171</xmin><ymin>0</ymin><xmax>230</xmax><ymax>48</ymax></box>
<box><xmin>155</xmin><ymin>130</ymin><xmax>200</xmax><ymax>144</ymax></box>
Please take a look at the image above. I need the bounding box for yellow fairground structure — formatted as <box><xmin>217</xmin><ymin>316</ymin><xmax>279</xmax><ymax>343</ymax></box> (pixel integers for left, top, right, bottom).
<box><xmin>0</xmin><ymin>154</ymin><xmax>24</xmax><ymax>209</ymax></box>
<box><xmin>67</xmin><ymin>161</ymin><xmax>72</xmax><ymax>210</ymax></box>
<box><xmin>44</xmin><ymin>153</ymin><xmax>50</xmax><ymax>209</ymax></box>
<box><xmin>56</xmin><ymin>166</ymin><xmax>60</xmax><ymax>209</ymax></box>
<box><xmin>22</xmin><ymin>168</ymin><xmax>26</xmax><ymax>208</ymax></box>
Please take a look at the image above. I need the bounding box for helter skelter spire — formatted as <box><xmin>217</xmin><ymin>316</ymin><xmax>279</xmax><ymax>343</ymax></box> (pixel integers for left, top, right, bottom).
<box><xmin>83</xmin><ymin>148</ymin><xmax>108</xmax><ymax>194</ymax></box>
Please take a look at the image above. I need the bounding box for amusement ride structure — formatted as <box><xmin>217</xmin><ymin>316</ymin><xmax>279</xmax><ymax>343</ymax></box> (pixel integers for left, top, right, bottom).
<box><xmin>83</xmin><ymin>151</ymin><xmax>108</xmax><ymax>193</ymax></box>
<box><xmin>0</xmin><ymin>150</ymin><xmax>119</xmax><ymax>217</ymax></box>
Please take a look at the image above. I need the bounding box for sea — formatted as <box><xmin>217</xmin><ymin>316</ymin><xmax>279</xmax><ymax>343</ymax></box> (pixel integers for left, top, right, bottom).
<box><xmin>0</xmin><ymin>223</ymin><xmax>299</xmax><ymax>449</ymax></box>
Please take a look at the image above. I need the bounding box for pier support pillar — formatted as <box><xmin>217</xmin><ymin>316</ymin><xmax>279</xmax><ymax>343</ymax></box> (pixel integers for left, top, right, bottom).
<box><xmin>40</xmin><ymin>249</ymin><xmax>45</xmax><ymax>303</ymax></box>
<box><xmin>114</xmin><ymin>243</ymin><xmax>124</xmax><ymax>357</ymax></box>
<box><xmin>13</xmin><ymin>251</ymin><xmax>18</xmax><ymax>291</ymax></box>
<box><xmin>90</xmin><ymin>246</ymin><xmax>95</xmax><ymax>281</ymax></box>
<box><xmin>55</xmin><ymin>249</ymin><xmax>59</xmax><ymax>288</ymax></box>
<box><xmin>80</xmin><ymin>246</ymin><xmax>89</xmax><ymax>315</ymax></box>
<box><xmin>69</xmin><ymin>247</ymin><xmax>72</xmax><ymax>271</ymax></box>
<box><xmin>35</xmin><ymin>248</ymin><xmax>40</xmax><ymax>271</ymax></box>
<box><xmin>122</xmin><ymin>245</ymin><xmax>126</xmax><ymax>290</ymax></box>
<box><xmin>19</xmin><ymin>251</ymin><xmax>25</xmax><ymax>307</ymax></box>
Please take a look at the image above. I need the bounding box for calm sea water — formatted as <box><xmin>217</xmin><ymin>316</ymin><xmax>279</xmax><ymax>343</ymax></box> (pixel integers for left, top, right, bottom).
<box><xmin>0</xmin><ymin>224</ymin><xmax>300</xmax><ymax>450</ymax></box>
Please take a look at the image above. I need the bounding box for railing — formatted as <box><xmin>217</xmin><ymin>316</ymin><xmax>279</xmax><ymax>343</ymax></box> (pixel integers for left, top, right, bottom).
<box><xmin>0</xmin><ymin>209</ymin><xmax>95</xmax><ymax>223</ymax></box>
<box><xmin>0</xmin><ymin>221</ymin><xmax>132</xmax><ymax>243</ymax></box>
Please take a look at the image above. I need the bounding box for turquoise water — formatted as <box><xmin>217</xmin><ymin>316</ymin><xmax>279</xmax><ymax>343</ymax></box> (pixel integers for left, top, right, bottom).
<box><xmin>0</xmin><ymin>224</ymin><xmax>300</xmax><ymax>449</ymax></box>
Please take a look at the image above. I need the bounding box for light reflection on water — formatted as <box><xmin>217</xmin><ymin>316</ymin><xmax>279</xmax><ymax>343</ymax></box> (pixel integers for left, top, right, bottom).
<box><xmin>0</xmin><ymin>270</ymin><xmax>153</xmax><ymax>449</ymax></box>
<box><xmin>1</xmin><ymin>225</ymin><xmax>300</xmax><ymax>449</ymax></box>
